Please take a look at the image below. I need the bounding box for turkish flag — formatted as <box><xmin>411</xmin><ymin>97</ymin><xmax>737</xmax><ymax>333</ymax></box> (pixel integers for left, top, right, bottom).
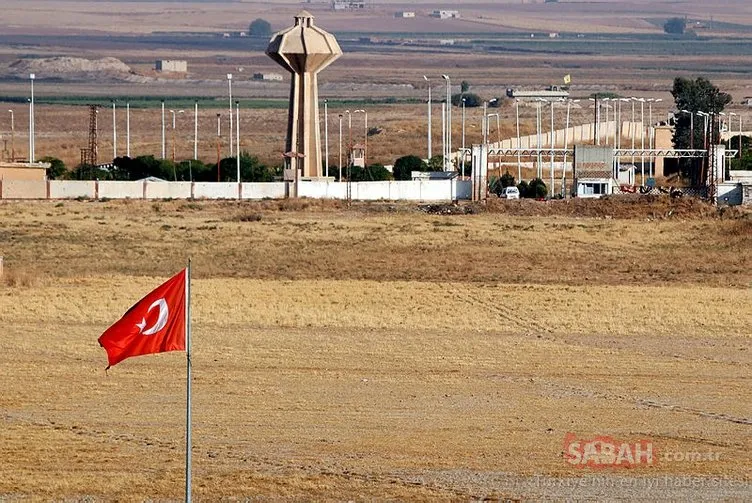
<box><xmin>99</xmin><ymin>269</ymin><xmax>187</xmax><ymax>369</ymax></box>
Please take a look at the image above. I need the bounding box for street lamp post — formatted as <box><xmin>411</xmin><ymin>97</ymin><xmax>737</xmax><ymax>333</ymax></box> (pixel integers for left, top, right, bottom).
<box><xmin>550</xmin><ymin>99</ymin><xmax>556</xmax><ymax>197</ymax></box>
<box><xmin>345</xmin><ymin>110</ymin><xmax>352</xmax><ymax>173</ymax></box>
<box><xmin>698</xmin><ymin>111</ymin><xmax>710</xmax><ymax>150</ymax></box>
<box><xmin>338</xmin><ymin>113</ymin><xmax>343</xmax><ymax>182</ymax></box>
<box><xmin>227</xmin><ymin>74</ymin><xmax>234</xmax><ymax>158</ymax></box>
<box><xmin>354</xmin><ymin>109</ymin><xmax>367</xmax><ymax>168</ymax></box>
<box><xmin>423</xmin><ymin>75</ymin><xmax>432</xmax><ymax>160</ymax></box>
<box><xmin>126</xmin><ymin>102</ymin><xmax>131</xmax><ymax>158</ymax></box>
<box><xmin>112</xmin><ymin>100</ymin><xmax>117</xmax><ymax>160</ymax></box>
<box><xmin>441</xmin><ymin>102</ymin><xmax>447</xmax><ymax>170</ymax></box>
<box><xmin>442</xmin><ymin>74</ymin><xmax>451</xmax><ymax>170</ymax></box>
<box><xmin>514</xmin><ymin>99</ymin><xmax>521</xmax><ymax>181</ymax></box>
<box><xmin>563</xmin><ymin>99</ymin><xmax>579</xmax><ymax>196</ymax></box>
<box><xmin>324</xmin><ymin>99</ymin><xmax>329</xmax><ymax>178</ymax></box>
<box><xmin>8</xmin><ymin>109</ymin><xmax>14</xmax><ymax>161</ymax></box>
<box><xmin>194</xmin><ymin>101</ymin><xmax>198</xmax><ymax>161</ymax></box>
<box><xmin>161</xmin><ymin>100</ymin><xmax>166</xmax><ymax>159</ymax></box>
<box><xmin>170</xmin><ymin>109</ymin><xmax>184</xmax><ymax>167</ymax></box>
<box><xmin>216</xmin><ymin>113</ymin><xmax>221</xmax><ymax>181</ymax></box>
<box><xmin>461</xmin><ymin>97</ymin><xmax>466</xmax><ymax>177</ymax></box>
<box><xmin>536</xmin><ymin>99</ymin><xmax>544</xmax><ymax>178</ymax></box>
<box><xmin>29</xmin><ymin>73</ymin><xmax>35</xmax><ymax>162</ymax></box>
<box><xmin>235</xmin><ymin>101</ymin><xmax>240</xmax><ymax>183</ymax></box>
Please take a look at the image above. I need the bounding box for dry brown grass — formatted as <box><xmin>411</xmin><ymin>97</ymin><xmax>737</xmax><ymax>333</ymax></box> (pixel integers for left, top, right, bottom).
<box><xmin>1</xmin><ymin>274</ymin><xmax>750</xmax><ymax>499</ymax></box>
<box><xmin>1</xmin><ymin>199</ymin><xmax>749</xmax><ymax>287</ymax></box>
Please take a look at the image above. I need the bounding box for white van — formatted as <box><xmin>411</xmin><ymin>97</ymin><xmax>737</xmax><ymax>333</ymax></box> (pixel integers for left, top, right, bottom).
<box><xmin>500</xmin><ymin>186</ymin><xmax>520</xmax><ymax>199</ymax></box>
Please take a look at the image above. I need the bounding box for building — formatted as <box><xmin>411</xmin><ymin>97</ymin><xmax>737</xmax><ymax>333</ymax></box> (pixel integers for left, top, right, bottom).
<box><xmin>439</xmin><ymin>39</ymin><xmax>455</xmax><ymax>46</ymax></box>
<box><xmin>395</xmin><ymin>11</ymin><xmax>415</xmax><ymax>18</ymax></box>
<box><xmin>0</xmin><ymin>161</ymin><xmax>49</xmax><ymax>181</ymax></box>
<box><xmin>155</xmin><ymin>60</ymin><xmax>187</xmax><ymax>73</ymax></box>
<box><xmin>431</xmin><ymin>10</ymin><xmax>460</xmax><ymax>20</ymax></box>
<box><xmin>573</xmin><ymin>146</ymin><xmax>616</xmax><ymax>198</ymax></box>
<box><xmin>333</xmin><ymin>0</ymin><xmax>366</xmax><ymax>10</ymax></box>
<box><xmin>253</xmin><ymin>72</ymin><xmax>284</xmax><ymax>82</ymax></box>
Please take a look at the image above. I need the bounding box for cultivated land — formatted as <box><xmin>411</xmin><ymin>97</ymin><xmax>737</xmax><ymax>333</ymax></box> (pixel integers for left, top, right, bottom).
<box><xmin>0</xmin><ymin>199</ymin><xmax>751</xmax><ymax>500</ymax></box>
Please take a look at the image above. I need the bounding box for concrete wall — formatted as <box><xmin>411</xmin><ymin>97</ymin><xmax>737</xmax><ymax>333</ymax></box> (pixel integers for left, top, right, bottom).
<box><xmin>98</xmin><ymin>181</ymin><xmax>143</xmax><ymax>199</ymax></box>
<box><xmin>298</xmin><ymin>180</ymin><xmax>467</xmax><ymax>201</ymax></box>
<box><xmin>242</xmin><ymin>182</ymin><xmax>287</xmax><ymax>199</ymax></box>
<box><xmin>0</xmin><ymin>179</ymin><xmax>472</xmax><ymax>202</ymax></box>
<box><xmin>144</xmin><ymin>182</ymin><xmax>192</xmax><ymax>199</ymax></box>
<box><xmin>0</xmin><ymin>180</ymin><xmax>47</xmax><ymax>199</ymax></box>
<box><xmin>193</xmin><ymin>182</ymin><xmax>239</xmax><ymax>199</ymax></box>
<box><xmin>49</xmin><ymin>180</ymin><xmax>96</xmax><ymax>199</ymax></box>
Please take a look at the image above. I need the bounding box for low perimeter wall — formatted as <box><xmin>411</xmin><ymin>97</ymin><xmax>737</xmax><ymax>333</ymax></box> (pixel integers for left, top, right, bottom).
<box><xmin>0</xmin><ymin>180</ymin><xmax>472</xmax><ymax>202</ymax></box>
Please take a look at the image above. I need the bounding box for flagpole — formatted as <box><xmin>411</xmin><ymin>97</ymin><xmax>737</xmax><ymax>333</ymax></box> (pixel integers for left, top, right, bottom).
<box><xmin>185</xmin><ymin>259</ymin><xmax>192</xmax><ymax>502</ymax></box>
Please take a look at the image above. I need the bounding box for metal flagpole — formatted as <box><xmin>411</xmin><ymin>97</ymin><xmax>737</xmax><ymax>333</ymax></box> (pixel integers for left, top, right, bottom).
<box><xmin>185</xmin><ymin>259</ymin><xmax>192</xmax><ymax>502</ymax></box>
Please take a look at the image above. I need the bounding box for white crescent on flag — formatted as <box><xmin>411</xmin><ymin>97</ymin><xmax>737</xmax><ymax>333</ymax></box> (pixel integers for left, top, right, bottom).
<box><xmin>136</xmin><ymin>298</ymin><xmax>169</xmax><ymax>335</ymax></box>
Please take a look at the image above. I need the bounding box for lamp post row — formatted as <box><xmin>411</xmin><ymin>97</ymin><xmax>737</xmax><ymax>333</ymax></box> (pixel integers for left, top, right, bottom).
<box><xmin>11</xmin><ymin>76</ymin><xmax>745</xmax><ymax>182</ymax></box>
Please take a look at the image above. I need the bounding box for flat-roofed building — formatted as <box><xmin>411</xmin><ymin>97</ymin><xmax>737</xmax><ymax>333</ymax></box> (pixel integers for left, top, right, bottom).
<box><xmin>155</xmin><ymin>60</ymin><xmax>188</xmax><ymax>73</ymax></box>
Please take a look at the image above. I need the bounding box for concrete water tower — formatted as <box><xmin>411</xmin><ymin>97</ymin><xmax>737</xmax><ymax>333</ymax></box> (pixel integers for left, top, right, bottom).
<box><xmin>266</xmin><ymin>11</ymin><xmax>342</xmax><ymax>178</ymax></box>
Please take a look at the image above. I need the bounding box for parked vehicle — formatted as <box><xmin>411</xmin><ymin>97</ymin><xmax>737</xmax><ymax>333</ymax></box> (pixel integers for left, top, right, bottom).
<box><xmin>500</xmin><ymin>186</ymin><xmax>520</xmax><ymax>199</ymax></box>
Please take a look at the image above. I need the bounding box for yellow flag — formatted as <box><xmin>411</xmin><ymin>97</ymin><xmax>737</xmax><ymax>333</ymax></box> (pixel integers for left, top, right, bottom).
<box><xmin>563</xmin><ymin>74</ymin><xmax>571</xmax><ymax>85</ymax></box>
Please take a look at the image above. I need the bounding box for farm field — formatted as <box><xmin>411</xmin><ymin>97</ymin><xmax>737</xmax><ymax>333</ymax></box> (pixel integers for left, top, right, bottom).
<box><xmin>0</xmin><ymin>199</ymin><xmax>751</xmax><ymax>500</ymax></box>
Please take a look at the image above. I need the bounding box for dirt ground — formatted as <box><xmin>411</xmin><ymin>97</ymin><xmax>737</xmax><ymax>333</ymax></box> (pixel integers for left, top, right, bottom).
<box><xmin>0</xmin><ymin>199</ymin><xmax>750</xmax><ymax>501</ymax></box>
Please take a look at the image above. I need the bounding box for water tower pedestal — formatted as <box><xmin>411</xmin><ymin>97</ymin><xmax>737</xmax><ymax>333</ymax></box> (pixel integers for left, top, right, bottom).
<box><xmin>266</xmin><ymin>11</ymin><xmax>342</xmax><ymax>179</ymax></box>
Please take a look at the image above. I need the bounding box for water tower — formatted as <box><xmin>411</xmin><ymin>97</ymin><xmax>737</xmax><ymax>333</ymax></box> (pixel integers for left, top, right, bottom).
<box><xmin>267</xmin><ymin>11</ymin><xmax>342</xmax><ymax>178</ymax></box>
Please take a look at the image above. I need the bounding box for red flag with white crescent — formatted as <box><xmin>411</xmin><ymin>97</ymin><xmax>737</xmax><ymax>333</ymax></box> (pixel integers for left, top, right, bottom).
<box><xmin>98</xmin><ymin>270</ymin><xmax>186</xmax><ymax>369</ymax></box>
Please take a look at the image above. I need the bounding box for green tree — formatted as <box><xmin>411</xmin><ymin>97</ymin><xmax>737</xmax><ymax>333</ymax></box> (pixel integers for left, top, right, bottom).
<box><xmin>349</xmin><ymin>164</ymin><xmax>393</xmax><ymax>181</ymax></box>
<box><xmin>39</xmin><ymin>156</ymin><xmax>67</xmax><ymax>179</ymax></box>
<box><xmin>249</xmin><ymin>18</ymin><xmax>272</xmax><ymax>37</ymax></box>
<box><xmin>427</xmin><ymin>155</ymin><xmax>444</xmax><ymax>171</ymax></box>
<box><xmin>460</xmin><ymin>80</ymin><xmax>470</xmax><ymax>93</ymax></box>
<box><xmin>671</xmin><ymin>77</ymin><xmax>731</xmax><ymax>150</ymax></box>
<box><xmin>218</xmin><ymin>152</ymin><xmax>274</xmax><ymax>182</ymax></box>
<box><xmin>393</xmin><ymin>154</ymin><xmax>428</xmax><ymax>180</ymax></box>
<box><xmin>664</xmin><ymin>17</ymin><xmax>686</xmax><ymax>35</ymax></box>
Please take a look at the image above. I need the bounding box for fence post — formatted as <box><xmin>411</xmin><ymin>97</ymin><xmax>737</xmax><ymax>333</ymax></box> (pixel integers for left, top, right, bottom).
<box><xmin>0</xmin><ymin>256</ymin><xmax>3</xmax><ymax>279</ymax></box>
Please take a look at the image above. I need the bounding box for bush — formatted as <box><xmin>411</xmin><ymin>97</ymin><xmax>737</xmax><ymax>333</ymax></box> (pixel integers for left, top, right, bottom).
<box><xmin>517</xmin><ymin>178</ymin><xmax>548</xmax><ymax>199</ymax></box>
<box><xmin>500</xmin><ymin>172</ymin><xmax>516</xmax><ymax>189</ymax></box>
<box><xmin>451</xmin><ymin>93</ymin><xmax>482</xmax><ymax>107</ymax></box>
<box><xmin>349</xmin><ymin>164</ymin><xmax>393</xmax><ymax>181</ymax></box>
<box><xmin>664</xmin><ymin>17</ymin><xmax>686</xmax><ymax>35</ymax></box>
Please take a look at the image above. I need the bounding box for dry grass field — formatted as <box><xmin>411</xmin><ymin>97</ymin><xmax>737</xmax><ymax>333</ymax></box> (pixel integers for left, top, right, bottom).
<box><xmin>1</xmin><ymin>199</ymin><xmax>751</xmax><ymax>500</ymax></box>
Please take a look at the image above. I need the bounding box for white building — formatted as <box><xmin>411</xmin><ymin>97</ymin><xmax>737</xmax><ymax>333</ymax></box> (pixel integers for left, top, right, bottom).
<box><xmin>155</xmin><ymin>60</ymin><xmax>187</xmax><ymax>73</ymax></box>
<box><xmin>395</xmin><ymin>11</ymin><xmax>415</xmax><ymax>18</ymax></box>
<box><xmin>253</xmin><ymin>72</ymin><xmax>284</xmax><ymax>82</ymax></box>
<box><xmin>333</xmin><ymin>0</ymin><xmax>366</xmax><ymax>10</ymax></box>
<box><xmin>431</xmin><ymin>10</ymin><xmax>460</xmax><ymax>20</ymax></box>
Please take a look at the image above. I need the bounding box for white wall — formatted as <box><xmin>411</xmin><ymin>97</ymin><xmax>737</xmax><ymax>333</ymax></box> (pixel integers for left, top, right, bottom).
<box><xmin>145</xmin><ymin>182</ymin><xmax>192</xmax><ymax>199</ymax></box>
<box><xmin>242</xmin><ymin>182</ymin><xmax>286</xmax><ymax>199</ymax></box>
<box><xmin>98</xmin><ymin>181</ymin><xmax>143</xmax><ymax>199</ymax></box>
<box><xmin>49</xmin><ymin>180</ymin><xmax>96</xmax><ymax>199</ymax></box>
<box><xmin>193</xmin><ymin>182</ymin><xmax>239</xmax><ymax>199</ymax></box>
<box><xmin>1</xmin><ymin>180</ymin><xmax>47</xmax><ymax>199</ymax></box>
<box><xmin>0</xmin><ymin>180</ymin><xmax>472</xmax><ymax>202</ymax></box>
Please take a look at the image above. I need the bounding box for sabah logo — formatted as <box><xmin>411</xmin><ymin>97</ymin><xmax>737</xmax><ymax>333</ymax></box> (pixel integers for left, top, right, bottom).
<box><xmin>136</xmin><ymin>298</ymin><xmax>169</xmax><ymax>335</ymax></box>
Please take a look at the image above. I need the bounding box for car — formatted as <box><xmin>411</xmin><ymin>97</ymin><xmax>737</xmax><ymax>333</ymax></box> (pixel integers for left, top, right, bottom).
<box><xmin>500</xmin><ymin>186</ymin><xmax>520</xmax><ymax>199</ymax></box>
